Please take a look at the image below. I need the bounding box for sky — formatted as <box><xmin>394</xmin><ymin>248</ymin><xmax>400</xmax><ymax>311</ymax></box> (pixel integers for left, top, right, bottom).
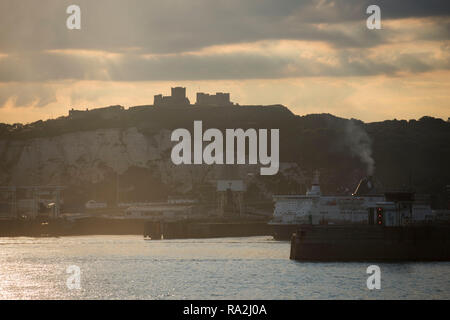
<box><xmin>0</xmin><ymin>0</ymin><xmax>449</xmax><ymax>124</ymax></box>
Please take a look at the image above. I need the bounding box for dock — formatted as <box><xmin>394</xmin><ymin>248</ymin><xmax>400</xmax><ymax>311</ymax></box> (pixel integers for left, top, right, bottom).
<box><xmin>0</xmin><ymin>216</ymin><xmax>271</xmax><ymax>238</ymax></box>
<box><xmin>290</xmin><ymin>225</ymin><xmax>450</xmax><ymax>261</ymax></box>
<box><xmin>143</xmin><ymin>220</ymin><xmax>270</xmax><ymax>239</ymax></box>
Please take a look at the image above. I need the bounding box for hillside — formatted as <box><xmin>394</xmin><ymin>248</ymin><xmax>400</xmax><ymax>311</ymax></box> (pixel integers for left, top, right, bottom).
<box><xmin>0</xmin><ymin>105</ymin><xmax>449</xmax><ymax>209</ymax></box>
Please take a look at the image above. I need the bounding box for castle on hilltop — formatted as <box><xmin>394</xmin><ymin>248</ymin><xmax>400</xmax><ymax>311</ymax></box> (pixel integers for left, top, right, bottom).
<box><xmin>154</xmin><ymin>87</ymin><xmax>191</xmax><ymax>107</ymax></box>
<box><xmin>68</xmin><ymin>105</ymin><xmax>124</xmax><ymax>119</ymax></box>
<box><xmin>67</xmin><ymin>87</ymin><xmax>236</xmax><ymax>117</ymax></box>
<box><xmin>154</xmin><ymin>87</ymin><xmax>234</xmax><ymax>107</ymax></box>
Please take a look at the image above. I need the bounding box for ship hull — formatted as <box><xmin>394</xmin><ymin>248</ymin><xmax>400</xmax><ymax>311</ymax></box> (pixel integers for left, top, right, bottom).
<box><xmin>290</xmin><ymin>225</ymin><xmax>450</xmax><ymax>261</ymax></box>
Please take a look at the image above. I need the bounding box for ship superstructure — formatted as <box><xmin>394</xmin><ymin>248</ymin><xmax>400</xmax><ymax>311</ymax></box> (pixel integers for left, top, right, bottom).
<box><xmin>269</xmin><ymin>171</ymin><xmax>434</xmax><ymax>240</ymax></box>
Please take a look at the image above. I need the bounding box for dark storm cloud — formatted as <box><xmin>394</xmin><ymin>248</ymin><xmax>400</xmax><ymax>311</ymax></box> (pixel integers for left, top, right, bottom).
<box><xmin>0</xmin><ymin>0</ymin><xmax>449</xmax><ymax>54</ymax></box>
<box><xmin>286</xmin><ymin>0</ymin><xmax>450</xmax><ymax>23</ymax></box>
<box><xmin>373</xmin><ymin>0</ymin><xmax>450</xmax><ymax>19</ymax></box>
<box><xmin>0</xmin><ymin>0</ymin><xmax>449</xmax><ymax>87</ymax></box>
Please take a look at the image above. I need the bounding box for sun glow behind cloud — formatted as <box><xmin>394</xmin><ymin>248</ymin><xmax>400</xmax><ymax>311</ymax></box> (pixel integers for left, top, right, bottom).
<box><xmin>0</xmin><ymin>0</ymin><xmax>449</xmax><ymax>123</ymax></box>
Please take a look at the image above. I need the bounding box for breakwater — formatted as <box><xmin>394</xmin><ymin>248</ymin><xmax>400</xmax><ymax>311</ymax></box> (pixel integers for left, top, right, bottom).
<box><xmin>290</xmin><ymin>225</ymin><xmax>450</xmax><ymax>261</ymax></box>
<box><xmin>144</xmin><ymin>220</ymin><xmax>270</xmax><ymax>239</ymax></box>
<box><xmin>0</xmin><ymin>217</ymin><xmax>270</xmax><ymax>238</ymax></box>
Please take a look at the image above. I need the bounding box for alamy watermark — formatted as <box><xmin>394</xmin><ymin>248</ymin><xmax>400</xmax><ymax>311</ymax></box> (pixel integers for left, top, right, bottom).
<box><xmin>66</xmin><ymin>5</ymin><xmax>81</xmax><ymax>30</ymax></box>
<box><xmin>170</xmin><ymin>121</ymin><xmax>279</xmax><ymax>175</ymax></box>
<box><xmin>366</xmin><ymin>5</ymin><xmax>381</xmax><ymax>30</ymax></box>
<box><xmin>366</xmin><ymin>265</ymin><xmax>381</xmax><ymax>290</ymax></box>
<box><xmin>66</xmin><ymin>265</ymin><xmax>81</xmax><ymax>290</ymax></box>
<box><xmin>66</xmin><ymin>4</ymin><xmax>381</xmax><ymax>31</ymax></box>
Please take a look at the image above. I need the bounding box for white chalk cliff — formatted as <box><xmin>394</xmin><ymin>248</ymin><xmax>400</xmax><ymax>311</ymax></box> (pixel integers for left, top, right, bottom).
<box><xmin>0</xmin><ymin>127</ymin><xmax>303</xmax><ymax>195</ymax></box>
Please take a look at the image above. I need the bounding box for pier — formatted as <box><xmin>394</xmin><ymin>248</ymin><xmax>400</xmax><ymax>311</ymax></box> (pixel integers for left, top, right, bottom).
<box><xmin>143</xmin><ymin>219</ymin><xmax>270</xmax><ymax>239</ymax></box>
<box><xmin>0</xmin><ymin>215</ymin><xmax>271</xmax><ymax>238</ymax></box>
<box><xmin>290</xmin><ymin>225</ymin><xmax>450</xmax><ymax>261</ymax></box>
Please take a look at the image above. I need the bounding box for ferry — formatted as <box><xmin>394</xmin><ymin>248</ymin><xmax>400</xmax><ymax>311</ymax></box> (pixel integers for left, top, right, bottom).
<box><xmin>269</xmin><ymin>171</ymin><xmax>435</xmax><ymax>240</ymax></box>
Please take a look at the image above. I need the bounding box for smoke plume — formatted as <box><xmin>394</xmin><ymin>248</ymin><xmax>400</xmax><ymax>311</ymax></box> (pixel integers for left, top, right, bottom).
<box><xmin>345</xmin><ymin>119</ymin><xmax>375</xmax><ymax>175</ymax></box>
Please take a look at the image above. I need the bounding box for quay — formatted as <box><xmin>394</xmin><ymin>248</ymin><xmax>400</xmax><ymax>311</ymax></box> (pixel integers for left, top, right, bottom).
<box><xmin>143</xmin><ymin>219</ymin><xmax>270</xmax><ymax>239</ymax></box>
<box><xmin>290</xmin><ymin>225</ymin><xmax>450</xmax><ymax>261</ymax></box>
<box><xmin>0</xmin><ymin>216</ymin><xmax>271</xmax><ymax>238</ymax></box>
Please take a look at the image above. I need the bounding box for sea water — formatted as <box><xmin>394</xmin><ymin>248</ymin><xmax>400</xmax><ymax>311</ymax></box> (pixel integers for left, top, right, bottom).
<box><xmin>0</xmin><ymin>236</ymin><xmax>448</xmax><ymax>299</ymax></box>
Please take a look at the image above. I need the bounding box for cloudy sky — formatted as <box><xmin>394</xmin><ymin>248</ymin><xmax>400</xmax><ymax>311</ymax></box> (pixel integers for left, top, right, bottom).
<box><xmin>0</xmin><ymin>0</ymin><xmax>449</xmax><ymax>123</ymax></box>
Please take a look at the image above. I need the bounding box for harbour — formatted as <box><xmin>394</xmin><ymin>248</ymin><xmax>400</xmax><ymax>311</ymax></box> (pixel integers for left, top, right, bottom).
<box><xmin>1</xmin><ymin>235</ymin><xmax>449</xmax><ymax>300</ymax></box>
<box><xmin>1</xmin><ymin>171</ymin><xmax>450</xmax><ymax>263</ymax></box>
<box><xmin>1</xmin><ymin>0</ymin><xmax>450</xmax><ymax>304</ymax></box>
